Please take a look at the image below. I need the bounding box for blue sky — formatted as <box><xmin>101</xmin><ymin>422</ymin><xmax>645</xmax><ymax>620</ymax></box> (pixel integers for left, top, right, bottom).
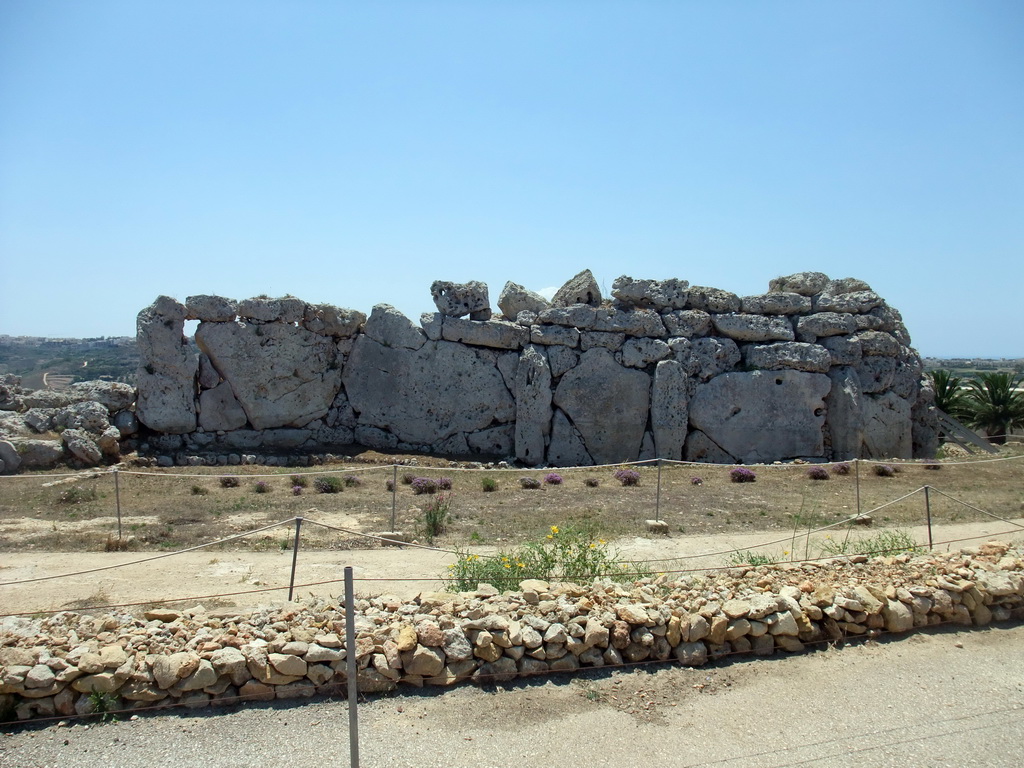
<box><xmin>1</xmin><ymin>1</ymin><xmax>1021</xmax><ymax>357</ymax></box>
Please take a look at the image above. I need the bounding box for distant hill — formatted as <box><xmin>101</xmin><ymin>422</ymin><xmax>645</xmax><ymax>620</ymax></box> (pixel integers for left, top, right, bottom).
<box><xmin>0</xmin><ymin>336</ymin><xmax>139</xmax><ymax>389</ymax></box>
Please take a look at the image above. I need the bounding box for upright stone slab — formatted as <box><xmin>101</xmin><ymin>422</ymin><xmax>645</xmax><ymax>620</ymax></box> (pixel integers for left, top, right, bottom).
<box><xmin>651</xmin><ymin>360</ymin><xmax>688</xmax><ymax>461</ymax></box>
<box><xmin>862</xmin><ymin>391</ymin><xmax>912</xmax><ymax>459</ymax></box>
<box><xmin>553</xmin><ymin>348</ymin><xmax>650</xmax><ymax>464</ymax></box>
<box><xmin>344</xmin><ymin>338</ymin><xmax>514</xmax><ymax>447</ymax></box>
<box><xmin>689</xmin><ymin>370</ymin><xmax>832</xmax><ymax>463</ymax></box>
<box><xmin>136</xmin><ymin>296</ymin><xmax>198</xmax><ymax>434</ymax></box>
<box><xmin>514</xmin><ymin>345</ymin><xmax>552</xmax><ymax>466</ymax></box>
<box><xmin>198</xmin><ymin>382</ymin><xmax>249</xmax><ymax>432</ymax></box>
<box><xmin>547</xmin><ymin>409</ymin><xmax>593</xmax><ymax>466</ymax></box>
<box><xmin>824</xmin><ymin>366</ymin><xmax>863</xmax><ymax>461</ymax></box>
<box><xmin>195</xmin><ymin>322</ymin><xmax>342</xmax><ymax>430</ymax></box>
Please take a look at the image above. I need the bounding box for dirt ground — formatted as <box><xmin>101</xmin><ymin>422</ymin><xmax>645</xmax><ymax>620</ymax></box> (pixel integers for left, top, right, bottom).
<box><xmin>1</xmin><ymin>516</ymin><xmax>1022</xmax><ymax>618</ymax></box>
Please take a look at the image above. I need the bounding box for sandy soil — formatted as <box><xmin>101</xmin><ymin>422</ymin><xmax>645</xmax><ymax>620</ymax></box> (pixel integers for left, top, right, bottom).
<box><xmin>1</xmin><ymin>516</ymin><xmax>1021</xmax><ymax>617</ymax></box>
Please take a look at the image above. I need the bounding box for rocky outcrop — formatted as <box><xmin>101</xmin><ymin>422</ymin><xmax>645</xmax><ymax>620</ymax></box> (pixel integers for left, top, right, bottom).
<box><xmin>127</xmin><ymin>271</ymin><xmax>935</xmax><ymax>467</ymax></box>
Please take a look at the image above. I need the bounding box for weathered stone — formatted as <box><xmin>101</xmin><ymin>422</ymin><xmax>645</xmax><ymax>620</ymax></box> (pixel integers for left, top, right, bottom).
<box><xmin>498</xmin><ymin>282</ymin><xmax>550</xmax><ymax>319</ymax></box>
<box><xmin>689</xmin><ymin>371</ymin><xmax>831</xmax><ymax>463</ymax></box>
<box><xmin>236</xmin><ymin>296</ymin><xmax>303</xmax><ymax>323</ymax></box>
<box><xmin>553</xmin><ymin>349</ymin><xmax>650</xmax><ymax>464</ymax></box>
<box><xmin>769</xmin><ymin>272</ymin><xmax>830</xmax><ymax>296</ymax></box>
<box><xmin>825</xmin><ymin>366</ymin><xmax>863</xmax><ymax>461</ymax></box>
<box><xmin>67</xmin><ymin>381</ymin><xmax>136</xmax><ymax>414</ymax></box>
<box><xmin>362</xmin><ymin>304</ymin><xmax>427</xmax><ymax>350</ymax></box>
<box><xmin>620</xmin><ymin>338</ymin><xmax>671</xmax><ymax>368</ymax></box>
<box><xmin>651</xmin><ymin>360</ymin><xmax>688</xmax><ymax>461</ymax></box>
<box><xmin>152</xmin><ymin>652</ymin><xmax>200</xmax><ymax>690</ymax></box>
<box><xmin>0</xmin><ymin>440</ymin><xmax>22</xmax><ymax>473</ymax></box>
<box><xmin>674</xmin><ymin>641</ymin><xmax>708</xmax><ymax>666</ymax></box>
<box><xmin>269</xmin><ymin>653</ymin><xmax>307</xmax><ymax>678</ymax></box>
<box><xmin>185</xmin><ymin>295</ymin><xmax>237</xmax><ymax>322</ymax></box>
<box><xmin>466</xmin><ymin>425</ymin><xmax>514</xmax><ymax>457</ymax></box>
<box><xmin>198</xmin><ymin>382</ymin><xmax>248</xmax><ymax>432</ymax></box>
<box><xmin>862</xmin><ymin>392</ymin><xmax>912</xmax><ymax>459</ymax></box>
<box><xmin>61</xmin><ymin>429</ymin><xmax>102</xmax><ymax>465</ymax></box>
<box><xmin>815</xmin><ymin>291</ymin><xmax>883</xmax><ymax>314</ymax></box>
<box><xmin>690</xmin><ymin>337</ymin><xmax>741</xmax><ymax>382</ymax></box>
<box><xmin>546</xmin><ymin>346</ymin><xmax>579</xmax><ymax>378</ymax></box>
<box><xmin>301</xmin><ymin>304</ymin><xmax>365</xmax><ymax>338</ymax></box>
<box><xmin>441</xmin><ymin>318</ymin><xmax>528</xmax><ymax>350</ymax></box>
<box><xmin>431</xmin><ymin>281</ymin><xmax>490</xmax><ymax>318</ymax></box>
<box><xmin>740</xmin><ymin>293</ymin><xmax>812</xmax><ymax>315</ymax></box>
<box><xmin>744</xmin><ymin>342</ymin><xmax>831</xmax><ymax>373</ymax></box>
<box><xmin>136</xmin><ymin>296</ymin><xmax>198</xmax><ymax>434</ymax></box>
<box><xmin>882</xmin><ymin>600</ymin><xmax>914</xmax><ymax>632</ymax></box>
<box><xmin>514</xmin><ymin>345</ymin><xmax>552</xmax><ymax>466</ymax></box>
<box><xmin>551</xmin><ymin>270</ymin><xmax>601</xmax><ymax>307</ymax></box>
<box><xmin>796</xmin><ymin>313</ymin><xmax>857</xmax><ymax>340</ymax></box>
<box><xmin>529</xmin><ymin>325</ymin><xmax>579</xmax><ymax>347</ymax></box>
<box><xmin>547</xmin><ymin>409</ymin><xmax>593</xmax><ymax>466</ymax></box>
<box><xmin>611</xmin><ymin>276</ymin><xmax>689</xmax><ymax>311</ymax></box>
<box><xmin>683</xmin><ymin>429</ymin><xmax>737</xmax><ymax>463</ymax></box>
<box><xmin>687</xmin><ymin>286</ymin><xmax>741</xmax><ymax>313</ymax></box>
<box><xmin>346</xmin><ymin>338</ymin><xmax>514</xmax><ymax>448</ymax></box>
<box><xmin>592</xmin><ymin>308</ymin><xmax>667</xmax><ymax>337</ymax></box>
<box><xmin>8</xmin><ymin>440</ymin><xmax>63</xmax><ymax>469</ymax></box>
<box><xmin>855</xmin><ymin>355</ymin><xmax>897</xmax><ymax>394</ymax></box>
<box><xmin>855</xmin><ymin>331</ymin><xmax>901</xmax><ymax>357</ymax></box>
<box><xmin>580</xmin><ymin>331</ymin><xmax>625</xmax><ymax>351</ymax></box>
<box><xmin>820</xmin><ymin>335</ymin><xmax>863</xmax><ymax>366</ymax></box>
<box><xmin>712</xmin><ymin>314</ymin><xmax>795</xmax><ymax>343</ymax></box>
<box><xmin>662</xmin><ymin>309</ymin><xmax>711</xmax><ymax>338</ymax></box>
<box><xmin>196</xmin><ymin>321</ymin><xmax>342</xmax><ymax>430</ymax></box>
<box><xmin>538</xmin><ymin>305</ymin><xmax>597</xmax><ymax>329</ymax></box>
<box><xmin>178</xmin><ymin>660</ymin><xmax>218</xmax><ymax>692</ymax></box>
<box><xmin>420</xmin><ymin>312</ymin><xmax>443</xmax><ymax>341</ymax></box>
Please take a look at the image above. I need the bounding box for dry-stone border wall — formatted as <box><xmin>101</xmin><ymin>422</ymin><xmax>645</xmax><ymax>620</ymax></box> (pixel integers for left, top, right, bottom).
<box><xmin>134</xmin><ymin>271</ymin><xmax>939</xmax><ymax>467</ymax></box>
<box><xmin>1</xmin><ymin>542</ymin><xmax>1021</xmax><ymax>721</ymax></box>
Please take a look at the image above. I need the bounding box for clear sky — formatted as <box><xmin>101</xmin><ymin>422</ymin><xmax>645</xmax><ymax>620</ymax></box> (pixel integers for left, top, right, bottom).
<box><xmin>1</xmin><ymin>1</ymin><xmax>1021</xmax><ymax>357</ymax></box>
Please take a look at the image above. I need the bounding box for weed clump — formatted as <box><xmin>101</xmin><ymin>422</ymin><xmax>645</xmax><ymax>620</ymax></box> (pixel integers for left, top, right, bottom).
<box><xmin>519</xmin><ymin>477</ymin><xmax>541</xmax><ymax>490</ymax></box>
<box><xmin>729</xmin><ymin>467</ymin><xmax>756</xmax><ymax>483</ymax></box>
<box><xmin>833</xmin><ymin>462</ymin><xmax>852</xmax><ymax>476</ymax></box>
<box><xmin>58</xmin><ymin>486</ymin><xmax>97</xmax><ymax>504</ymax></box>
<box><xmin>481</xmin><ymin>476</ymin><xmax>498</xmax><ymax>493</ymax></box>
<box><xmin>343</xmin><ymin>475</ymin><xmax>363</xmax><ymax>488</ymax></box>
<box><xmin>219</xmin><ymin>476</ymin><xmax>240</xmax><ymax>489</ymax></box>
<box><xmin>313</xmin><ymin>476</ymin><xmax>345</xmax><ymax>494</ymax></box>
<box><xmin>873</xmin><ymin>464</ymin><xmax>897</xmax><ymax>478</ymax></box>
<box><xmin>806</xmin><ymin>466</ymin><xmax>830</xmax><ymax>481</ymax></box>
<box><xmin>543</xmin><ymin>473</ymin><xmax>563</xmax><ymax>485</ymax></box>
<box><xmin>584</xmin><ymin>477</ymin><xmax>599</xmax><ymax>488</ymax></box>
<box><xmin>190</xmin><ymin>484</ymin><xmax>209</xmax><ymax>496</ymax></box>
<box><xmin>253</xmin><ymin>481</ymin><xmax>270</xmax><ymax>493</ymax></box>
<box><xmin>614</xmin><ymin>469</ymin><xmax>640</xmax><ymax>487</ymax></box>
<box><xmin>421</xmin><ymin>493</ymin><xmax>452</xmax><ymax>541</ymax></box>
<box><xmin>290</xmin><ymin>475</ymin><xmax>309</xmax><ymax>488</ymax></box>
<box><xmin>411</xmin><ymin>477</ymin><xmax>438</xmax><ymax>495</ymax></box>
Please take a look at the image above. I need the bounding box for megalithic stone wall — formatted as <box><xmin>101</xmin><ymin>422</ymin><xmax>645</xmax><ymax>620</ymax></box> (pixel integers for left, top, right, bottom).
<box><xmin>135</xmin><ymin>271</ymin><xmax>940</xmax><ymax>465</ymax></box>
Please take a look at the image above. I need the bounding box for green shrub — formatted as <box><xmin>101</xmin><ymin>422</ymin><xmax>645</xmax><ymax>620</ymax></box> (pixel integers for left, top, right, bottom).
<box><xmin>421</xmin><ymin>493</ymin><xmax>452</xmax><ymax>541</ymax></box>
<box><xmin>290</xmin><ymin>475</ymin><xmax>309</xmax><ymax>488</ymax></box>
<box><xmin>726</xmin><ymin>550</ymin><xmax>781</xmax><ymax>567</ymax></box>
<box><xmin>444</xmin><ymin>524</ymin><xmax>650</xmax><ymax>592</ymax></box>
<box><xmin>219</xmin><ymin>475</ymin><xmax>240</xmax><ymax>488</ymax></box>
<box><xmin>58</xmin><ymin>486</ymin><xmax>97</xmax><ymax>504</ymax></box>
<box><xmin>481</xmin><ymin>476</ymin><xmax>498</xmax><ymax>493</ymax></box>
<box><xmin>313</xmin><ymin>476</ymin><xmax>345</xmax><ymax>494</ymax></box>
<box><xmin>190</xmin><ymin>484</ymin><xmax>209</xmax><ymax>496</ymax></box>
<box><xmin>821</xmin><ymin>529</ymin><xmax>920</xmax><ymax>558</ymax></box>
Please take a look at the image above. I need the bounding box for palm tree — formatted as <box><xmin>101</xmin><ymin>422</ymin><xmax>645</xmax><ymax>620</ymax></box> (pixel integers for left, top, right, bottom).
<box><xmin>961</xmin><ymin>372</ymin><xmax>1024</xmax><ymax>444</ymax></box>
<box><xmin>929</xmin><ymin>369</ymin><xmax>969</xmax><ymax>419</ymax></box>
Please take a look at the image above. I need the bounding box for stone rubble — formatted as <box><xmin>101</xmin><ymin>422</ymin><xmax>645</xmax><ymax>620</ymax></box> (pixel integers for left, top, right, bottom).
<box><xmin>1</xmin><ymin>543</ymin><xmax>1020</xmax><ymax>722</ymax></box>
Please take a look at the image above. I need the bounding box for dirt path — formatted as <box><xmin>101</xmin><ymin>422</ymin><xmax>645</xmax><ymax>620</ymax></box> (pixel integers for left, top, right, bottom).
<box><xmin>1</xmin><ymin>517</ymin><xmax>1021</xmax><ymax>617</ymax></box>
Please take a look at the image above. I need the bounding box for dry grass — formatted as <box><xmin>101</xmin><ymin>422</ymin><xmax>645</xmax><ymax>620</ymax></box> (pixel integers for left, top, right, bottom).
<box><xmin>0</xmin><ymin>446</ymin><xmax>1022</xmax><ymax>553</ymax></box>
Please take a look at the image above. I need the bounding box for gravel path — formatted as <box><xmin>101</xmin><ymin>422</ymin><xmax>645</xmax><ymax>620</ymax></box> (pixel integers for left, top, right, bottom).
<box><xmin>3</xmin><ymin>624</ymin><xmax>1023</xmax><ymax>767</ymax></box>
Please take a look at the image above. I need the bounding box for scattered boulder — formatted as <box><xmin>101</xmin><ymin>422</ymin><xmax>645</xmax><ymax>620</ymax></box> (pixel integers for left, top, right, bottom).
<box><xmin>551</xmin><ymin>270</ymin><xmax>602</xmax><ymax>308</ymax></box>
<box><xmin>498</xmin><ymin>282</ymin><xmax>550</xmax><ymax>320</ymax></box>
<box><xmin>430</xmin><ymin>281</ymin><xmax>491</xmax><ymax>320</ymax></box>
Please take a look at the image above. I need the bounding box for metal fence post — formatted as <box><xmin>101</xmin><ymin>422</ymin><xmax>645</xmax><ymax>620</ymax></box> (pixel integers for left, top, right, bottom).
<box><xmin>287</xmin><ymin>517</ymin><xmax>303</xmax><ymax>601</ymax></box>
<box><xmin>655</xmin><ymin>459</ymin><xmax>662</xmax><ymax>523</ymax></box>
<box><xmin>924</xmin><ymin>485</ymin><xmax>933</xmax><ymax>549</ymax></box>
<box><xmin>390</xmin><ymin>464</ymin><xmax>397</xmax><ymax>531</ymax></box>
<box><xmin>854</xmin><ymin>459</ymin><xmax>861</xmax><ymax>518</ymax></box>
<box><xmin>345</xmin><ymin>566</ymin><xmax>360</xmax><ymax>768</ymax></box>
<box><xmin>113</xmin><ymin>469</ymin><xmax>122</xmax><ymax>540</ymax></box>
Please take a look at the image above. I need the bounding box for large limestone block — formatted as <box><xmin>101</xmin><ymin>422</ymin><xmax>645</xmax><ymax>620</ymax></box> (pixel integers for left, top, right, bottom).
<box><xmin>744</xmin><ymin>342</ymin><xmax>831</xmax><ymax>373</ymax></box>
<box><xmin>689</xmin><ymin>371</ymin><xmax>832</xmax><ymax>463</ymax></box>
<box><xmin>553</xmin><ymin>348</ymin><xmax>650</xmax><ymax>465</ymax></box>
<box><xmin>820</xmin><ymin>335</ymin><xmax>863</xmax><ymax>366</ymax></box>
<box><xmin>0</xmin><ymin>440</ymin><xmax>22</xmax><ymax>474</ymax></box>
<box><xmin>67</xmin><ymin>382</ymin><xmax>136</xmax><ymax>414</ymax></box>
<box><xmin>301</xmin><ymin>304</ymin><xmax>365</xmax><ymax>338</ymax></box>
<box><xmin>198</xmin><ymin>382</ymin><xmax>249</xmax><ymax>432</ymax></box>
<box><xmin>620</xmin><ymin>338</ymin><xmax>671</xmax><ymax>368</ymax></box>
<box><xmin>431</xmin><ymin>281</ymin><xmax>491</xmax><ymax>319</ymax></box>
<box><xmin>62</xmin><ymin>429</ymin><xmax>102</xmax><ymax>465</ymax></box>
<box><xmin>9</xmin><ymin>439</ymin><xmax>64</xmax><ymax>469</ymax></box>
<box><xmin>611</xmin><ymin>276</ymin><xmax>689</xmax><ymax>311</ymax></box>
<box><xmin>514</xmin><ymin>345</ymin><xmax>552</xmax><ymax>466</ymax></box>
<box><xmin>740</xmin><ymin>293</ymin><xmax>812</xmax><ymax>315</ymax></box>
<box><xmin>547</xmin><ymin>346</ymin><xmax>579</xmax><ymax>378</ymax></box>
<box><xmin>441</xmin><ymin>317</ymin><xmax>528</xmax><ymax>350</ymax></box>
<box><xmin>538</xmin><ymin>305</ymin><xmax>597</xmax><ymax>329</ymax></box>
<box><xmin>592</xmin><ymin>308</ymin><xmax>667</xmax><ymax>337</ymax></box>
<box><xmin>547</xmin><ymin>408</ymin><xmax>593</xmax><ymax>466</ymax></box>
<box><xmin>855</xmin><ymin>355</ymin><xmax>897</xmax><ymax>394</ymax></box>
<box><xmin>795</xmin><ymin>313</ymin><xmax>857</xmax><ymax>340</ymax></box>
<box><xmin>467</xmin><ymin>425</ymin><xmax>514</xmax><ymax>457</ymax></box>
<box><xmin>711</xmin><ymin>314</ymin><xmax>795</xmax><ymax>343</ymax></box>
<box><xmin>862</xmin><ymin>391</ymin><xmax>912</xmax><ymax>459</ymax></box>
<box><xmin>690</xmin><ymin>337</ymin><xmax>741</xmax><ymax>382</ymax></box>
<box><xmin>552</xmin><ymin>270</ymin><xmax>602</xmax><ymax>307</ymax></box>
<box><xmin>196</xmin><ymin>322</ymin><xmax>342</xmax><ymax>430</ymax></box>
<box><xmin>237</xmin><ymin>296</ymin><xmax>305</xmax><ymax>324</ymax></box>
<box><xmin>529</xmin><ymin>325</ymin><xmax>579</xmax><ymax>347</ymax></box>
<box><xmin>825</xmin><ymin>366</ymin><xmax>863</xmax><ymax>461</ymax></box>
<box><xmin>345</xmin><ymin>338</ymin><xmax>515</xmax><ymax>446</ymax></box>
<box><xmin>185</xmin><ymin>295</ymin><xmax>237</xmax><ymax>322</ymax></box>
<box><xmin>136</xmin><ymin>296</ymin><xmax>198</xmax><ymax>434</ymax></box>
<box><xmin>662</xmin><ymin>310</ymin><xmax>711</xmax><ymax>338</ymax></box>
<box><xmin>814</xmin><ymin>291</ymin><xmax>883</xmax><ymax>314</ymax></box>
<box><xmin>768</xmin><ymin>272</ymin><xmax>830</xmax><ymax>296</ymax></box>
<box><xmin>854</xmin><ymin>330</ymin><xmax>901</xmax><ymax>357</ymax></box>
<box><xmin>651</xmin><ymin>360</ymin><xmax>689</xmax><ymax>461</ymax></box>
<box><xmin>498</xmin><ymin>282</ymin><xmax>550</xmax><ymax>319</ymax></box>
<box><xmin>363</xmin><ymin>305</ymin><xmax>427</xmax><ymax>350</ymax></box>
<box><xmin>686</xmin><ymin>286</ymin><xmax>741</xmax><ymax>313</ymax></box>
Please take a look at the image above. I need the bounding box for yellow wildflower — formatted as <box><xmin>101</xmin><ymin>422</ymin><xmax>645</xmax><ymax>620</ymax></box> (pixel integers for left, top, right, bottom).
<box><xmin>503</xmin><ymin>563</ymin><xmax>511</xmax><ymax>569</ymax></box>
<box><xmin>546</xmin><ymin>535</ymin><xmax>553</xmax><ymax>540</ymax></box>
<box><xmin>550</xmin><ymin>525</ymin><xmax>559</xmax><ymax>534</ymax></box>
